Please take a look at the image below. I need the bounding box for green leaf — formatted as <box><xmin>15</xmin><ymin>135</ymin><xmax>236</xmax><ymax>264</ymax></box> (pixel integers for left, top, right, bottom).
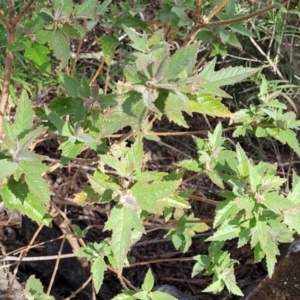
<box><xmin>54</xmin><ymin>0</ymin><xmax>73</xmax><ymax>18</ymax></box>
<box><xmin>18</xmin><ymin>126</ymin><xmax>46</xmax><ymax>150</ymax></box>
<box><xmin>44</xmin><ymin>107</ymin><xmax>73</xmax><ymax>136</ymax></box>
<box><xmin>63</xmin><ymin>74</ymin><xmax>90</xmax><ymax>98</ymax></box>
<box><xmin>88</xmin><ymin>174</ymin><xmax>120</xmax><ymax>194</ymax></box>
<box><xmin>13</xmin><ymin>90</ymin><xmax>34</xmax><ymax>137</ymax></box>
<box><xmin>101</xmin><ymin>154</ymin><xmax>126</xmax><ymax>176</ymax></box>
<box><xmin>62</xmin><ymin>24</ymin><xmax>84</xmax><ymax>39</ymax></box>
<box><xmin>18</xmin><ymin>162</ymin><xmax>50</xmax><ymax>203</ymax></box>
<box><xmin>123</xmin><ymin>25</ymin><xmax>148</xmax><ymax>52</ymax></box>
<box><xmin>187</xmin><ymin>95</ymin><xmax>232</xmax><ymax>118</ymax></box>
<box><xmin>192</xmin><ymin>255</ymin><xmax>211</xmax><ymax>276</ymax></box>
<box><xmin>97</xmin><ymin>0</ymin><xmax>113</xmax><ymax>15</ymax></box>
<box><xmin>151</xmin><ymin>291</ymin><xmax>177</xmax><ymax>300</ymax></box>
<box><xmin>267</xmin><ymin>128</ymin><xmax>300</xmax><ymax>157</ymax></box>
<box><xmin>99</xmin><ymin>35</ymin><xmax>119</xmax><ymax>65</ymax></box>
<box><xmin>206</xmin><ymin>221</ymin><xmax>240</xmax><ymax>241</ymax></box>
<box><xmin>35</xmin><ymin>30</ymin><xmax>52</xmax><ymax>44</ymax></box>
<box><xmin>200</xmin><ymin>57</ymin><xmax>258</xmax><ymax>88</ymax></box>
<box><xmin>48</xmin><ymin>97</ymin><xmax>83</xmax><ymax>116</ymax></box>
<box><xmin>74</xmin><ymin>0</ymin><xmax>97</xmax><ymax>18</ymax></box>
<box><xmin>142</xmin><ymin>269</ymin><xmax>154</xmax><ymax>292</ymax></box>
<box><xmin>124</xmin><ymin>137</ymin><xmax>144</xmax><ymax>175</ymax></box>
<box><xmin>25</xmin><ymin>275</ymin><xmax>55</xmax><ymax>300</ymax></box>
<box><xmin>0</xmin><ymin>159</ymin><xmax>19</xmax><ymax>179</ymax></box>
<box><xmin>157</xmin><ymin>195</ymin><xmax>190</xmax><ymax>209</ymax></box>
<box><xmin>100</xmin><ymin>92</ymin><xmax>147</xmax><ymax>137</ymax></box>
<box><xmin>177</xmin><ymin>159</ymin><xmax>201</xmax><ymax>172</ymax></box>
<box><xmin>131</xmin><ymin>180</ymin><xmax>181</xmax><ymax>213</ymax></box>
<box><xmin>229</xmin><ymin>22</ymin><xmax>254</xmax><ymax>38</ymax></box>
<box><xmin>104</xmin><ymin>205</ymin><xmax>144</xmax><ymax>273</ymax></box>
<box><xmin>92</xmin><ymin>257</ymin><xmax>107</xmax><ymax>293</ymax></box>
<box><xmin>164</xmin><ymin>42</ymin><xmax>199</xmax><ymax>79</ymax></box>
<box><xmin>59</xmin><ymin>139</ymin><xmax>83</xmax><ymax>160</ymax></box>
<box><xmin>49</xmin><ymin>29</ymin><xmax>70</xmax><ymax>68</ymax></box>
<box><xmin>166</xmin><ymin>111</ymin><xmax>188</xmax><ymax>128</ymax></box>
<box><xmin>164</xmin><ymin>91</ymin><xmax>189</xmax><ymax>112</ymax></box>
<box><xmin>24</xmin><ymin>44</ymin><xmax>51</xmax><ymax>73</ymax></box>
<box><xmin>1</xmin><ymin>181</ymin><xmax>51</xmax><ymax>226</ymax></box>
<box><xmin>236</xmin><ymin>144</ymin><xmax>250</xmax><ymax>177</ymax></box>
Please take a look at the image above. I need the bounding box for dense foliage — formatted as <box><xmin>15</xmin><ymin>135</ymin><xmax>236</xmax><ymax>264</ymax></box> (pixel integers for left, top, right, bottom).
<box><xmin>0</xmin><ymin>0</ymin><xmax>299</xmax><ymax>298</ymax></box>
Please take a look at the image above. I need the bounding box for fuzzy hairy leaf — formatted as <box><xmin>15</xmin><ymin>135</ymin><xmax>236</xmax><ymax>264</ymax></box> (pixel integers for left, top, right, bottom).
<box><xmin>200</xmin><ymin>57</ymin><xmax>258</xmax><ymax>87</ymax></box>
<box><xmin>1</xmin><ymin>181</ymin><xmax>51</xmax><ymax>226</ymax></box>
<box><xmin>18</xmin><ymin>162</ymin><xmax>50</xmax><ymax>203</ymax></box>
<box><xmin>13</xmin><ymin>91</ymin><xmax>34</xmax><ymax>138</ymax></box>
<box><xmin>131</xmin><ymin>180</ymin><xmax>181</xmax><ymax>213</ymax></box>
<box><xmin>92</xmin><ymin>257</ymin><xmax>107</xmax><ymax>293</ymax></box>
<box><xmin>164</xmin><ymin>42</ymin><xmax>199</xmax><ymax>79</ymax></box>
<box><xmin>187</xmin><ymin>95</ymin><xmax>232</xmax><ymax>118</ymax></box>
<box><xmin>104</xmin><ymin>205</ymin><xmax>144</xmax><ymax>273</ymax></box>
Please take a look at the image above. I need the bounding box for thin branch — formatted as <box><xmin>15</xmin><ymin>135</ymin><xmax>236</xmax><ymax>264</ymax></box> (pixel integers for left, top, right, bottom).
<box><xmin>13</xmin><ymin>0</ymin><xmax>35</xmax><ymax>25</ymax></box>
<box><xmin>0</xmin><ymin>253</ymin><xmax>76</xmax><ymax>262</ymax></box>
<box><xmin>183</xmin><ymin>0</ymin><xmax>289</xmax><ymax>47</ymax></box>
<box><xmin>0</xmin><ymin>10</ymin><xmax>11</xmax><ymax>30</ymax></box>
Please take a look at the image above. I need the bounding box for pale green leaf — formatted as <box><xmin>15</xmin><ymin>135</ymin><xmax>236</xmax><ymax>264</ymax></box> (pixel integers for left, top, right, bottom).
<box><xmin>164</xmin><ymin>90</ymin><xmax>189</xmax><ymax>112</ymax></box>
<box><xmin>199</xmin><ymin>57</ymin><xmax>258</xmax><ymax>87</ymax></box>
<box><xmin>164</xmin><ymin>42</ymin><xmax>199</xmax><ymax>79</ymax></box>
<box><xmin>50</xmin><ymin>29</ymin><xmax>70</xmax><ymax>68</ymax></box>
<box><xmin>99</xmin><ymin>35</ymin><xmax>119</xmax><ymax>65</ymax></box>
<box><xmin>59</xmin><ymin>139</ymin><xmax>83</xmax><ymax>160</ymax></box>
<box><xmin>284</xmin><ymin>211</ymin><xmax>300</xmax><ymax>232</ymax></box>
<box><xmin>18</xmin><ymin>162</ymin><xmax>50</xmax><ymax>203</ymax></box>
<box><xmin>123</xmin><ymin>25</ymin><xmax>148</xmax><ymax>52</ymax></box>
<box><xmin>166</xmin><ymin>111</ymin><xmax>188</xmax><ymax>128</ymax></box>
<box><xmin>97</xmin><ymin>0</ymin><xmax>112</xmax><ymax>15</ymax></box>
<box><xmin>101</xmin><ymin>92</ymin><xmax>147</xmax><ymax>137</ymax></box>
<box><xmin>44</xmin><ymin>107</ymin><xmax>73</xmax><ymax>136</ymax></box>
<box><xmin>15</xmin><ymin>150</ymin><xmax>43</xmax><ymax>163</ymax></box>
<box><xmin>236</xmin><ymin>144</ymin><xmax>250</xmax><ymax>177</ymax></box>
<box><xmin>13</xmin><ymin>90</ymin><xmax>33</xmax><ymax>137</ymax></box>
<box><xmin>151</xmin><ymin>291</ymin><xmax>177</xmax><ymax>300</ymax></box>
<box><xmin>1</xmin><ymin>183</ymin><xmax>51</xmax><ymax>226</ymax></box>
<box><xmin>124</xmin><ymin>137</ymin><xmax>144</xmax><ymax>175</ymax></box>
<box><xmin>101</xmin><ymin>155</ymin><xmax>126</xmax><ymax>176</ymax></box>
<box><xmin>3</xmin><ymin>120</ymin><xmax>18</xmax><ymax>141</ymax></box>
<box><xmin>206</xmin><ymin>222</ymin><xmax>239</xmax><ymax>241</ymax></box>
<box><xmin>104</xmin><ymin>205</ymin><xmax>144</xmax><ymax>273</ymax></box>
<box><xmin>24</xmin><ymin>44</ymin><xmax>51</xmax><ymax>73</ymax></box>
<box><xmin>74</xmin><ymin>0</ymin><xmax>97</xmax><ymax>18</ymax></box>
<box><xmin>207</xmin><ymin>170</ymin><xmax>224</xmax><ymax>189</ymax></box>
<box><xmin>142</xmin><ymin>269</ymin><xmax>154</xmax><ymax>292</ymax></box>
<box><xmin>177</xmin><ymin>159</ymin><xmax>202</xmax><ymax>172</ymax></box>
<box><xmin>187</xmin><ymin>95</ymin><xmax>232</xmax><ymax>118</ymax></box>
<box><xmin>203</xmin><ymin>280</ymin><xmax>224</xmax><ymax>293</ymax></box>
<box><xmin>25</xmin><ymin>276</ymin><xmax>55</xmax><ymax>300</ymax></box>
<box><xmin>0</xmin><ymin>159</ymin><xmax>18</xmax><ymax>179</ymax></box>
<box><xmin>88</xmin><ymin>174</ymin><xmax>120</xmax><ymax>194</ymax></box>
<box><xmin>63</xmin><ymin>74</ymin><xmax>84</xmax><ymax>98</ymax></box>
<box><xmin>157</xmin><ymin>195</ymin><xmax>190</xmax><ymax>209</ymax></box>
<box><xmin>18</xmin><ymin>126</ymin><xmax>46</xmax><ymax>150</ymax></box>
<box><xmin>131</xmin><ymin>180</ymin><xmax>181</xmax><ymax>213</ymax></box>
<box><xmin>92</xmin><ymin>257</ymin><xmax>107</xmax><ymax>293</ymax></box>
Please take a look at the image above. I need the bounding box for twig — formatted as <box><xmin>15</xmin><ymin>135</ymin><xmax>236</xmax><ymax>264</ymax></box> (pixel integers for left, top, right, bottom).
<box><xmin>0</xmin><ymin>253</ymin><xmax>76</xmax><ymax>262</ymax></box>
<box><xmin>65</xmin><ymin>275</ymin><xmax>93</xmax><ymax>300</ymax></box>
<box><xmin>183</xmin><ymin>0</ymin><xmax>289</xmax><ymax>47</ymax></box>
<box><xmin>5</xmin><ymin>224</ymin><xmax>44</xmax><ymax>300</ymax></box>
<box><xmin>47</xmin><ymin>233</ymin><xmax>67</xmax><ymax>295</ymax></box>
